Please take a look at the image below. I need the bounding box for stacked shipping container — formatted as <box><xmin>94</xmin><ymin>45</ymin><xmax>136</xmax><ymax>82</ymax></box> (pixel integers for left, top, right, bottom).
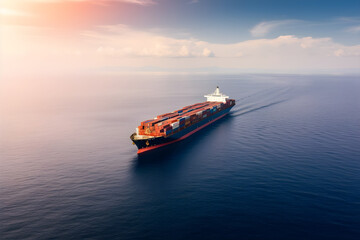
<box><xmin>137</xmin><ymin>99</ymin><xmax>235</xmax><ymax>137</ymax></box>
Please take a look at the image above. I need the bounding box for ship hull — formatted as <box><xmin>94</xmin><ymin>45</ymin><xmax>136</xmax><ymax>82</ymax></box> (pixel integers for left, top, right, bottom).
<box><xmin>131</xmin><ymin>106</ymin><xmax>233</xmax><ymax>154</ymax></box>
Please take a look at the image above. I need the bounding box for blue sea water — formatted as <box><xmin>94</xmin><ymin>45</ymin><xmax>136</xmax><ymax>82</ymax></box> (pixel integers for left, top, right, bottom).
<box><xmin>1</xmin><ymin>74</ymin><xmax>360</xmax><ymax>240</ymax></box>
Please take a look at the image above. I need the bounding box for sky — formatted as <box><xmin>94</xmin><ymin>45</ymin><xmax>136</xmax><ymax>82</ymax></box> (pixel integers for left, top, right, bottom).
<box><xmin>1</xmin><ymin>0</ymin><xmax>360</xmax><ymax>75</ymax></box>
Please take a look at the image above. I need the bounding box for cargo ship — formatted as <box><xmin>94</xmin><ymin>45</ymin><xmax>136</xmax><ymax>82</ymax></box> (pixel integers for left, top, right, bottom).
<box><xmin>130</xmin><ymin>87</ymin><xmax>235</xmax><ymax>154</ymax></box>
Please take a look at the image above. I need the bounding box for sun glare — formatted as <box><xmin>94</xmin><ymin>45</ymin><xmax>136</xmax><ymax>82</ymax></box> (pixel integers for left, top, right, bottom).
<box><xmin>0</xmin><ymin>7</ymin><xmax>28</xmax><ymax>17</ymax></box>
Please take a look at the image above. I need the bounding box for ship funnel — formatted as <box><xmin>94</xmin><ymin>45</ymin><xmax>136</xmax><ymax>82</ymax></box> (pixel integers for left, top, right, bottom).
<box><xmin>215</xmin><ymin>86</ymin><xmax>220</xmax><ymax>95</ymax></box>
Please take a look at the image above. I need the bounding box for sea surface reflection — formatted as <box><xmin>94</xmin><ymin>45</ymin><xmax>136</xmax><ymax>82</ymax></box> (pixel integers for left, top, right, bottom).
<box><xmin>1</xmin><ymin>74</ymin><xmax>359</xmax><ymax>240</ymax></box>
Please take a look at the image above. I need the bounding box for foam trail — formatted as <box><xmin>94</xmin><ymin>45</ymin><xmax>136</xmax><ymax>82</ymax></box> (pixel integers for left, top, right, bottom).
<box><xmin>232</xmin><ymin>87</ymin><xmax>291</xmax><ymax>115</ymax></box>
<box><xmin>231</xmin><ymin>103</ymin><xmax>258</xmax><ymax>114</ymax></box>
<box><xmin>236</xmin><ymin>87</ymin><xmax>290</xmax><ymax>105</ymax></box>
<box><xmin>230</xmin><ymin>99</ymin><xmax>288</xmax><ymax>117</ymax></box>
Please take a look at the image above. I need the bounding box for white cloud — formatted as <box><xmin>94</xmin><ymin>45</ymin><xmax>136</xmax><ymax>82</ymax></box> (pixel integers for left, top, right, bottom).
<box><xmin>83</xmin><ymin>25</ymin><xmax>211</xmax><ymax>57</ymax></box>
<box><xmin>334</xmin><ymin>49</ymin><xmax>345</xmax><ymax>57</ymax></box>
<box><xmin>337</xmin><ymin>17</ymin><xmax>360</xmax><ymax>23</ymax></box>
<box><xmin>346</xmin><ymin>25</ymin><xmax>360</xmax><ymax>33</ymax></box>
<box><xmin>83</xmin><ymin>26</ymin><xmax>360</xmax><ymax>72</ymax></box>
<box><xmin>178</xmin><ymin>46</ymin><xmax>191</xmax><ymax>57</ymax></box>
<box><xmin>97</xmin><ymin>46</ymin><xmax>116</xmax><ymax>55</ymax></box>
<box><xmin>3</xmin><ymin>24</ymin><xmax>360</xmax><ymax>74</ymax></box>
<box><xmin>202</xmin><ymin>48</ymin><xmax>214</xmax><ymax>57</ymax></box>
<box><xmin>250</xmin><ymin>20</ymin><xmax>299</xmax><ymax>37</ymax></box>
<box><xmin>119</xmin><ymin>0</ymin><xmax>156</xmax><ymax>5</ymax></box>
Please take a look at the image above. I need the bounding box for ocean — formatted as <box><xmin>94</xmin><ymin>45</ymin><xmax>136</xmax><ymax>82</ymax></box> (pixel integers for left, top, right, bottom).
<box><xmin>1</xmin><ymin>74</ymin><xmax>359</xmax><ymax>239</ymax></box>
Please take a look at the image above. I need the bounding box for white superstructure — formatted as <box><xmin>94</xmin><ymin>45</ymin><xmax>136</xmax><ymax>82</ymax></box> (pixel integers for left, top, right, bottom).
<box><xmin>204</xmin><ymin>86</ymin><xmax>229</xmax><ymax>103</ymax></box>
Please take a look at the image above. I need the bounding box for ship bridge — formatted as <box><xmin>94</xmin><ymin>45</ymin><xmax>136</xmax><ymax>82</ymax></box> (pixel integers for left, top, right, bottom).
<box><xmin>204</xmin><ymin>86</ymin><xmax>229</xmax><ymax>103</ymax></box>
